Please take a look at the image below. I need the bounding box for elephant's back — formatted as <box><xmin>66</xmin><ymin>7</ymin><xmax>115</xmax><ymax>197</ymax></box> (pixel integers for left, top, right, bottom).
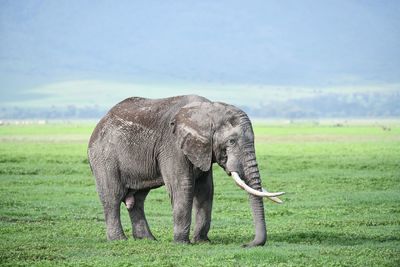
<box><xmin>88</xmin><ymin>95</ymin><xmax>210</xmax><ymax>149</ymax></box>
<box><xmin>105</xmin><ymin>95</ymin><xmax>208</xmax><ymax>126</ymax></box>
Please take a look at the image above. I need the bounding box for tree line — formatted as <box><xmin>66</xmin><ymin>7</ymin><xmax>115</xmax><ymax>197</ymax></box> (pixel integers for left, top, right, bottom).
<box><xmin>1</xmin><ymin>91</ymin><xmax>399</xmax><ymax>119</ymax></box>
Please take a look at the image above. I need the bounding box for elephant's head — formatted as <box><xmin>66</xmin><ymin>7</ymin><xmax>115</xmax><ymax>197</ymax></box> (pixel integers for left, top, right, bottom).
<box><xmin>173</xmin><ymin>101</ymin><xmax>284</xmax><ymax>247</ymax></box>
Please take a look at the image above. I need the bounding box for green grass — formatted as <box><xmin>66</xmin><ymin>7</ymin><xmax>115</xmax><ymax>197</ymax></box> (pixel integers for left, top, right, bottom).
<box><xmin>1</xmin><ymin>122</ymin><xmax>399</xmax><ymax>266</ymax></box>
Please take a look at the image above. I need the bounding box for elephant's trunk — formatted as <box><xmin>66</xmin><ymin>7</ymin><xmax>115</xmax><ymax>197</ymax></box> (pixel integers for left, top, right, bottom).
<box><xmin>243</xmin><ymin>152</ymin><xmax>267</xmax><ymax>247</ymax></box>
<box><xmin>228</xmin><ymin>146</ymin><xmax>284</xmax><ymax>246</ymax></box>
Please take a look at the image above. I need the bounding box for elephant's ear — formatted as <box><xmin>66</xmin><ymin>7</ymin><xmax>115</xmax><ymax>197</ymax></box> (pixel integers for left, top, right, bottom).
<box><xmin>173</xmin><ymin>102</ymin><xmax>212</xmax><ymax>171</ymax></box>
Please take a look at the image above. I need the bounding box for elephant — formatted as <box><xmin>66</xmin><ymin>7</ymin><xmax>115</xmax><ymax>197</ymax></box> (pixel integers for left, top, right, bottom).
<box><xmin>87</xmin><ymin>95</ymin><xmax>284</xmax><ymax>247</ymax></box>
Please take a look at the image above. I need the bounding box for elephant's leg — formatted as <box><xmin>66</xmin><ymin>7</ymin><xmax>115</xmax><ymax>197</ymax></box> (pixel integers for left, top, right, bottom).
<box><xmin>95</xmin><ymin>167</ymin><xmax>127</xmax><ymax>240</ymax></box>
<box><xmin>103</xmin><ymin>200</ymin><xmax>126</xmax><ymax>241</ymax></box>
<box><xmin>171</xmin><ymin>187</ymin><xmax>194</xmax><ymax>244</ymax></box>
<box><xmin>193</xmin><ymin>170</ymin><xmax>213</xmax><ymax>243</ymax></box>
<box><xmin>161</xmin><ymin>156</ymin><xmax>194</xmax><ymax>244</ymax></box>
<box><xmin>163</xmin><ymin>175</ymin><xmax>194</xmax><ymax>243</ymax></box>
<box><xmin>127</xmin><ymin>189</ymin><xmax>156</xmax><ymax>240</ymax></box>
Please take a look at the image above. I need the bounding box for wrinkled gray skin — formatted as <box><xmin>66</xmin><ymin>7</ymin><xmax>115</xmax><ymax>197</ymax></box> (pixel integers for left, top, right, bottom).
<box><xmin>88</xmin><ymin>95</ymin><xmax>267</xmax><ymax>247</ymax></box>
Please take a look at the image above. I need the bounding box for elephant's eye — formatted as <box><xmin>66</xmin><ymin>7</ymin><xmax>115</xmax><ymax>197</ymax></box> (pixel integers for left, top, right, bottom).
<box><xmin>228</xmin><ymin>139</ymin><xmax>236</xmax><ymax>146</ymax></box>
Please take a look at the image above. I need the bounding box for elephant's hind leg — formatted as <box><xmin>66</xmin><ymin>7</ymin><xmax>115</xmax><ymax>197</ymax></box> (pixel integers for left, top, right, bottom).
<box><xmin>103</xmin><ymin>200</ymin><xmax>126</xmax><ymax>241</ymax></box>
<box><xmin>94</xmin><ymin>165</ymin><xmax>127</xmax><ymax>241</ymax></box>
<box><xmin>128</xmin><ymin>189</ymin><xmax>156</xmax><ymax>240</ymax></box>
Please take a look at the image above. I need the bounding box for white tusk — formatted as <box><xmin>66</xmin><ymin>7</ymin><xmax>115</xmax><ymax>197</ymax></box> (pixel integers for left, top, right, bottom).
<box><xmin>231</xmin><ymin>172</ymin><xmax>285</xmax><ymax>204</ymax></box>
<box><xmin>262</xmin><ymin>189</ymin><xmax>284</xmax><ymax>204</ymax></box>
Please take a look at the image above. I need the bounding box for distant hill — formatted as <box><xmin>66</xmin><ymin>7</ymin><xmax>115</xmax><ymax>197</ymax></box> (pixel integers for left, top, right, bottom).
<box><xmin>1</xmin><ymin>86</ymin><xmax>399</xmax><ymax>119</ymax></box>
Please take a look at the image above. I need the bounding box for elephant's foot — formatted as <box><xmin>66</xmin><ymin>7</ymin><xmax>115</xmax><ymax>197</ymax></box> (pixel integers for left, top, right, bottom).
<box><xmin>192</xmin><ymin>235</ymin><xmax>211</xmax><ymax>244</ymax></box>
<box><xmin>107</xmin><ymin>231</ymin><xmax>127</xmax><ymax>241</ymax></box>
<box><xmin>106</xmin><ymin>222</ymin><xmax>127</xmax><ymax>241</ymax></box>
<box><xmin>174</xmin><ymin>239</ymin><xmax>192</xmax><ymax>245</ymax></box>
<box><xmin>133</xmin><ymin>232</ymin><xmax>157</xmax><ymax>241</ymax></box>
<box><xmin>241</xmin><ymin>239</ymin><xmax>266</xmax><ymax>248</ymax></box>
<box><xmin>174</xmin><ymin>233</ymin><xmax>191</xmax><ymax>244</ymax></box>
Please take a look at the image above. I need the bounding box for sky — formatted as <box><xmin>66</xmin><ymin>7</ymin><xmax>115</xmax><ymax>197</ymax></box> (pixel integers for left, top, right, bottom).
<box><xmin>1</xmin><ymin>0</ymin><xmax>399</xmax><ymax>108</ymax></box>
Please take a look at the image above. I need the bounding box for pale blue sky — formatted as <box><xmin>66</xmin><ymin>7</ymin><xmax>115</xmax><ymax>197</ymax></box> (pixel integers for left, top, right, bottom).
<box><xmin>1</xmin><ymin>0</ymin><xmax>399</xmax><ymax>107</ymax></box>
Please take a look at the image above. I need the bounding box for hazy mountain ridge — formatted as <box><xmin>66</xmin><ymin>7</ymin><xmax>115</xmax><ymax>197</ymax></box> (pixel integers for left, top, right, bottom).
<box><xmin>2</xmin><ymin>90</ymin><xmax>398</xmax><ymax>120</ymax></box>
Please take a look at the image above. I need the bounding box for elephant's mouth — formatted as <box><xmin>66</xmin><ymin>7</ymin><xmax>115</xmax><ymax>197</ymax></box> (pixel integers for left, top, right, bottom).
<box><xmin>228</xmin><ymin>172</ymin><xmax>285</xmax><ymax>204</ymax></box>
<box><xmin>221</xmin><ymin>166</ymin><xmax>230</xmax><ymax>176</ymax></box>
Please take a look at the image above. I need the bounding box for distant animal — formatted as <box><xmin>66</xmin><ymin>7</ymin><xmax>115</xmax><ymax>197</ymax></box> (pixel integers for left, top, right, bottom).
<box><xmin>88</xmin><ymin>95</ymin><xmax>284</xmax><ymax>247</ymax></box>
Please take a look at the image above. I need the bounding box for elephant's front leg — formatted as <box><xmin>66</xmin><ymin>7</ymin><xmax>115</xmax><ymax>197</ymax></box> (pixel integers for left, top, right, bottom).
<box><xmin>161</xmin><ymin>154</ymin><xmax>196</xmax><ymax>244</ymax></box>
<box><xmin>193</xmin><ymin>170</ymin><xmax>213</xmax><ymax>243</ymax></box>
<box><xmin>170</xmin><ymin>177</ymin><xmax>194</xmax><ymax>244</ymax></box>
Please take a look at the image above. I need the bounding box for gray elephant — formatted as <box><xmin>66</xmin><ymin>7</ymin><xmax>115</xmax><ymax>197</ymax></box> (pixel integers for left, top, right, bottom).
<box><xmin>88</xmin><ymin>95</ymin><xmax>284</xmax><ymax>247</ymax></box>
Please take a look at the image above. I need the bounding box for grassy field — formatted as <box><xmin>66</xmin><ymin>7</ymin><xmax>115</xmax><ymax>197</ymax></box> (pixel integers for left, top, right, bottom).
<box><xmin>0</xmin><ymin>121</ymin><xmax>399</xmax><ymax>266</ymax></box>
